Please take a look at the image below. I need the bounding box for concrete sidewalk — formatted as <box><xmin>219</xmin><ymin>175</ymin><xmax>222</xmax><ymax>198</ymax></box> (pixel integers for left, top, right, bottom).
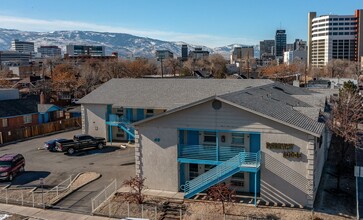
<box><xmin>0</xmin><ymin>203</ymin><xmax>115</xmax><ymax>220</ymax></box>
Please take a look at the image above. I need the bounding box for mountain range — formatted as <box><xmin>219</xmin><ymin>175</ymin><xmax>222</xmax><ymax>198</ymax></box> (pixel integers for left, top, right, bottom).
<box><xmin>0</xmin><ymin>28</ymin><xmax>259</xmax><ymax>59</ymax></box>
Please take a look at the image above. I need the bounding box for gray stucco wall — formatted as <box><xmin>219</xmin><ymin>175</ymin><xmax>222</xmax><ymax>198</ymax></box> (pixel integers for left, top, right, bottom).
<box><xmin>81</xmin><ymin>104</ymin><xmax>107</xmax><ymax>138</ymax></box>
<box><xmin>136</xmin><ymin>100</ymin><xmax>323</xmax><ymax>207</ymax></box>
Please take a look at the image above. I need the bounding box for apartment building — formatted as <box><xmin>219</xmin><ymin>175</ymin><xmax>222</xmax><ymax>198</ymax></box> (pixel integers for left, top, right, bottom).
<box><xmin>308</xmin><ymin>10</ymin><xmax>363</xmax><ymax>67</ymax></box>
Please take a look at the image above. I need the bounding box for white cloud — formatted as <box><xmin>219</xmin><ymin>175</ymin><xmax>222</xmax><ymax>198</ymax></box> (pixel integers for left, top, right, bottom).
<box><xmin>0</xmin><ymin>15</ymin><xmax>257</xmax><ymax>47</ymax></box>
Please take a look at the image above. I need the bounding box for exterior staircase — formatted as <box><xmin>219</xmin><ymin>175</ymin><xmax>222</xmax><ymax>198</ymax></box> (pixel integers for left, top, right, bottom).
<box><xmin>108</xmin><ymin>114</ymin><xmax>135</xmax><ymax>138</ymax></box>
<box><xmin>183</xmin><ymin>151</ymin><xmax>260</xmax><ymax>199</ymax></box>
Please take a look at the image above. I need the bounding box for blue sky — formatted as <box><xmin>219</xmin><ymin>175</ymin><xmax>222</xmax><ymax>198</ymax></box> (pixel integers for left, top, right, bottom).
<box><xmin>0</xmin><ymin>0</ymin><xmax>362</xmax><ymax>47</ymax></box>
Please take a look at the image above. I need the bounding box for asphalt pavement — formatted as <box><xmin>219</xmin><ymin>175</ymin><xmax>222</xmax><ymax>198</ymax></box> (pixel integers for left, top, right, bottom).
<box><xmin>0</xmin><ymin>129</ymin><xmax>135</xmax><ymax>213</ymax></box>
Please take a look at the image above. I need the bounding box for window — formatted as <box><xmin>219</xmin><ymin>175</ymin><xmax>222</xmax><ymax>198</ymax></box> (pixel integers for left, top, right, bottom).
<box><xmin>2</xmin><ymin>119</ymin><xmax>7</xmax><ymax>127</ymax></box>
<box><xmin>203</xmin><ymin>132</ymin><xmax>216</xmax><ymax>143</ymax></box>
<box><xmin>231</xmin><ymin>133</ymin><xmax>244</xmax><ymax>145</ymax></box>
<box><xmin>57</xmin><ymin>111</ymin><xmax>64</xmax><ymax>118</ymax></box>
<box><xmin>189</xmin><ymin>164</ymin><xmax>199</xmax><ymax>180</ymax></box>
<box><xmin>146</xmin><ymin>109</ymin><xmax>154</xmax><ymax>114</ymax></box>
<box><xmin>23</xmin><ymin>115</ymin><xmax>32</xmax><ymax>124</ymax></box>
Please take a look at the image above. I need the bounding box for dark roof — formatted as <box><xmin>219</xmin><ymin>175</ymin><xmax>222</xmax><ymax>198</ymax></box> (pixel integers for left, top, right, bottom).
<box><xmin>79</xmin><ymin>78</ymin><xmax>273</xmax><ymax>109</ymax></box>
<box><xmin>0</xmin><ymin>96</ymin><xmax>39</xmax><ymax>118</ymax></box>
<box><xmin>220</xmin><ymin>83</ymin><xmax>325</xmax><ymax>135</ymax></box>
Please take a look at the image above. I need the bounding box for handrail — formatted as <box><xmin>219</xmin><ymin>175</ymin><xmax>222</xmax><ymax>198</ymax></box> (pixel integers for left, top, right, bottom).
<box><xmin>183</xmin><ymin>151</ymin><xmax>261</xmax><ymax>198</ymax></box>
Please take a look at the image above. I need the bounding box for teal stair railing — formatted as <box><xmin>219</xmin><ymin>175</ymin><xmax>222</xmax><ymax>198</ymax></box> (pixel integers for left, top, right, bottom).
<box><xmin>183</xmin><ymin>151</ymin><xmax>260</xmax><ymax>199</ymax></box>
<box><xmin>108</xmin><ymin>114</ymin><xmax>135</xmax><ymax>138</ymax></box>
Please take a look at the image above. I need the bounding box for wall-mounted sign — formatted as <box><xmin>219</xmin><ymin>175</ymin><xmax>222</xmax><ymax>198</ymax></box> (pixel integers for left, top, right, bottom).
<box><xmin>283</xmin><ymin>152</ymin><xmax>302</xmax><ymax>158</ymax></box>
<box><xmin>266</xmin><ymin>142</ymin><xmax>294</xmax><ymax>150</ymax></box>
<box><xmin>266</xmin><ymin>142</ymin><xmax>302</xmax><ymax>159</ymax></box>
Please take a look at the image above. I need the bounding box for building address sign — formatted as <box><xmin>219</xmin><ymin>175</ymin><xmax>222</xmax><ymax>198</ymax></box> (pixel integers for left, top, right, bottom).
<box><xmin>266</xmin><ymin>142</ymin><xmax>302</xmax><ymax>159</ymax></box>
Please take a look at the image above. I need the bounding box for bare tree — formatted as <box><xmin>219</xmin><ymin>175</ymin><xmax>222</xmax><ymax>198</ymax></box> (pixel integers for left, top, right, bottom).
<box><xmin>164</xmin><ymin>58</ymin><xmax>181</xmax><ymax>77</ymax></box>
<box><xmin>208</xmin><ymin>54</ymin><xmax>227</xmax><ymax>79</ymax></box>
<box><xmin>122</xmin><ymin>176</ymin><xmax>146</xmax><ymax>204</ymax></box>
<box><xmin>206</xmin><ymin>183</ymin><xmax>235</xmax><ymax>215</ymax></box>
<box><xmin>328</xmin><ymin>81</ymin><xmax>363</xmax><ymax>190</ymax></box>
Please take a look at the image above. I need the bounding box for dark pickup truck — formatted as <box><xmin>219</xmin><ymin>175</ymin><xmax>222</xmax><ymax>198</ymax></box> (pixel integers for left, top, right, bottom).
<box><xmin>56</xmin><ymin>134</ymin><xmax>106</xmax><ymax>154</ymax></box>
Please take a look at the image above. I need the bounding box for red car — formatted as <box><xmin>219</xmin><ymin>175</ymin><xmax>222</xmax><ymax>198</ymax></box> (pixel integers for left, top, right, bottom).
<box><xmin>0</xmin><ymin>154</ymin><xmax>25</xmax><ymax>181</ymax></box>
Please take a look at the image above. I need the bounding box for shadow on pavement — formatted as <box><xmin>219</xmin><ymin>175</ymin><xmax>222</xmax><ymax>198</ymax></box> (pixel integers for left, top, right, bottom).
<box><xmin>66</xmin><ymin>146</ymin><xmax>120</xmax><ymax>157</ymax></box>
<box><xmin>11</xmin><ymin>171</ymin><xmax>51</xmax><ymax>186</ymax></box>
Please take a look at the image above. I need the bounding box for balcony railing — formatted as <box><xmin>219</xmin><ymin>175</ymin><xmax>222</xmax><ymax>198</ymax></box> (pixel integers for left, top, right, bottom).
<box><xmin>108</xmin><ymin>114</ymin><xmax>131</xmax><ymax>124</ymax></box>
<box><xmin>178</xmin><ymin>144</ymin><xmax>259</xmax><ymax>166</ymax></box>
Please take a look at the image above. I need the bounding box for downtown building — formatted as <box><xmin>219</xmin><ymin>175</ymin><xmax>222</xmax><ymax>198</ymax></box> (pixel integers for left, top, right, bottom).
<box><xmin>11</xmin><ymin>39</ymin><xmax>34</xmax><ymax>53</ymax></box>
<box><xmin>37</xmin><ymin>46</ymin><xmax>62</xmax><ymax>58</ymax></box>
<box><xmin>308</xmin><ymin>10</ymin><xmax>363</xmax><ymax>67</ymax></box>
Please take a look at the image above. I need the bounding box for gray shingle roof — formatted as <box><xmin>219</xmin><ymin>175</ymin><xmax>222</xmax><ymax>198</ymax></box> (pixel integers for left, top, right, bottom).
<box><xmin>0</xmin><ymin>96</ymin><xmax>39</xmax><ymax>118</ymax></box>
<box><xmin>220</xmin><ymin>84</ymin><xmax>325</xmax><ymax>136</ymax></box>
<box><xmin>78</xmin><ymin>78</ymin><xmax>273</xmax><ymax>109</ymax></box>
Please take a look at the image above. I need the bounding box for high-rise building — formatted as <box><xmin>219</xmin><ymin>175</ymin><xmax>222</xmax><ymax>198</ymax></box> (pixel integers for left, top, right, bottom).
<box><xmin>10</xmin><ymin>39</ymin><xmax>34</xmax><ymax>53</ymax></box>
<box><xmin>181</xmin><ymin>45</ymin><xmax>188</xmax><ymax>60</ymax></box>
<box><xmin>275</xmin><ymin>30</ymin><xmax>287</xmax><ymax>58</ymax></box>
<box><xmin>189</xmin><ymin>48</ymin><xmax>209</xmax><ymax>60</ymax></box>
<box><xmin>286</xmin><ymin>43</ymin><xmax>294</xmax><ymax>51</ymax></box>
<box><xmin>156</xmin><ymin>50</ymin><xmax>174</xmax><ymax>59</ymax></box>
<box><xmin>66</xmin><ymin>45</ymin><xmax>105</xmax><ymax>56</ymax></box>
<box><xmin>37</xmin><ymin>46</ymin><xmax>61</xmax><ymax>58</ymax></box>
<box><xmin>308</xmin><ymin>10</ymin><xmax>363</xmax><ymax>67</ymax></box>
<box><xmin>293</xmin><ymin>39</ymin><xmax>307</xmax><ymax>51</ymax></box>
<box><xmin>259</xmin><ymin>40</ymin><xmax>275</xmax><ymax>59</ymax></box>
<box><xmin>230</xmin><ymin>46</ymin><xmax>254</xmax><ymax>64</ymax></box>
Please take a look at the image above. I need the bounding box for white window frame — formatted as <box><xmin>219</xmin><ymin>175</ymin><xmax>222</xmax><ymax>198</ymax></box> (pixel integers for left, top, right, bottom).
<box><xmin>2</xmin><ymin>118</ymin><xmax>8</xmax><ymax>127</ymax></box>
<box><xmin>23</xmin><ymin>115</ymin><xmax>32</xmax><ymax>124</ymax></box>
<box><xmin>231</xmin><ymin>133</ymin><xmax>245</xmax><ymax>146</ymax></box>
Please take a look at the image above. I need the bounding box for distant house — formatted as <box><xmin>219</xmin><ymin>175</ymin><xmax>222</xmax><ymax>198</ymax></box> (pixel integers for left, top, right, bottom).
<box><xmin>0</xmin><ymin>96</ymin><xmax>64</xmax><ymax>133</ymax></box>
<box><xmin>12</xmin><ymin>76</ymin><xmax>50</xmax><ymax>94</ymax></box>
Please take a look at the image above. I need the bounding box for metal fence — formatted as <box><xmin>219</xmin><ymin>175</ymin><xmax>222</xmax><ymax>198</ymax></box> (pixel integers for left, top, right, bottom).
<box><xmin>91</xmin><ymin>179</ymin><xmax>117</xmax><ymax>213</ymax></box>
<box><xmin>0</xmin><ymin>175</ymin><xmax>74</xmax><ymax>208</ymax></box>
<box><xmin>93</xmin><ymin>200</ymin><xmax>274</xmax><ymax>220</ymax></box>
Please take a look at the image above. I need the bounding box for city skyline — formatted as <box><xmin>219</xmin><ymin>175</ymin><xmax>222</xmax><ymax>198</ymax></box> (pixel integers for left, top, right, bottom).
<box><xmin>0</xmin><ymin>0</ymin><xmax>362</xmax><ymax>47</ymax></box>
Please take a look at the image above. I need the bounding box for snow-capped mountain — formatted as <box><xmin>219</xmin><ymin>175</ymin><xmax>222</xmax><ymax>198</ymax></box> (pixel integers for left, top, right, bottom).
<box><xmin>0</xmin><ymin>28</ymin><xmax>259</xmax><ymax>58</ymax></box>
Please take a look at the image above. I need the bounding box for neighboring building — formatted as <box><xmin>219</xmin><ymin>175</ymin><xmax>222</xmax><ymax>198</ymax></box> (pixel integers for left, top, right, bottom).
<box><xmin>79</xmin><ymin>78</ymin><xmax>332</xmax><ymax>208</ymax></box>
<box><xmin>0</xmin><ymin>51</ymin><xmax>31</xmax><ymax>64</ymax></box>
<box><xmin>284</xmin><ymin>50</ymin><xmax>307</xmax><ymax>65</ymax></box>
<box><xmin>0</xmin><ymin>89</ymin><xmax>19</xmax><ymax>101</ymax></box>
<box><xmin>181</xmin><ymin>45</ymin><xmax>188</xmax><ymax>61</ymax></box>
<box><xmin>275</xmin><ymin>30</ymin><xmax>287</xmax><ymax>58</ymax></box>
<box><xmin>230</xmin><ymin>46</ymin><xmax>254</xmax><ymax>64</ymax></box>
<box><xmin>286</xmin><ymin>43</ymin><xmax>294</xmax><ymax>51</ymax></box>
<box><xmin>66</xmin><ymin>45</ymin><xmax>105</xmax><ymax>56</ymax></box>
<box><xmin>189</xmin><ymin>48</ymin><xmax>210</xmax><ymax>60</ymax></box>
<box><xmin>259</xmin><ymin>40</ymin><xmax>275</xmax><ymax>59</ymax></box>
<box><xmin>294</xmin><ymin>39</ymin><xmax>307</xmax><ymax>51</ymax></box>
<box><xmin>156</xmin><ymin>50</ymin><xmax>174</xmax><ymax>59</ymax></box>
<box><xmin>308</xmin><ymin>9</ymin><xmax>363</xmax><ymax>67</ymax></box>
<box><xmin>11</xmin><ymin>39</ymin><xmax>34</xmax><ymax>53</ymax></box>
<box><xmin>37</xmin><ymin>46</ymin><xmax>62</xmax><ymax>58</ymax></box>
<box><xmin>12</xmin><ymin>76</ymin><xmax>51</xmax><ymax>94</ymax></box>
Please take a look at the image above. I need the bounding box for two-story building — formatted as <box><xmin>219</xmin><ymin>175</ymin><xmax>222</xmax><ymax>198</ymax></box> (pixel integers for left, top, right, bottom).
<box><xmin>79</xmin><ymin>78</ymin><xmax>332</xmax><ymax>208</ymax></box>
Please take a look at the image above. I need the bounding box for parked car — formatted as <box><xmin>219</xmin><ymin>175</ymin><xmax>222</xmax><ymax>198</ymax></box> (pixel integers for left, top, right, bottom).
<box><xmin>0</xmin><ymin>154</ymin><xmax>25</xmax><ymax>181</ymax></box>
<box><xmin>43</xmin><ymin>138</ymin><xmax>67</xmax><ymax>152</ymax></box>
<box><xmin>56</xmin><ymin>134</ymin><xmax>106</xmax><ymax>155</ymax></box>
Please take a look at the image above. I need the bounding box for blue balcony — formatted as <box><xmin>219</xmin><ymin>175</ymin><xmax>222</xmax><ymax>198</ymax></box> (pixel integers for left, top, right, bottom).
<box><xmin>178</xmin><ymin>144</ymin><xmax>260</xmax><ymax>171</ymax></box>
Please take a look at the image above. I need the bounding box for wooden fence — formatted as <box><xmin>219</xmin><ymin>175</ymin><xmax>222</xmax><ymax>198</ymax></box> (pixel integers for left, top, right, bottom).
<box><xmin>0</xmin><ymin>117</ymin><xmax>81</xmax><ymax>144</ymax></box>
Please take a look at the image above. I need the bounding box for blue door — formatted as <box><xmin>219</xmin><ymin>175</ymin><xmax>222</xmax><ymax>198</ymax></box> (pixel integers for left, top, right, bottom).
<box><xmin>249</xmin><ymin>133</ymin><xmax>260</xmax><ymax>193</ymax></box>
<box><xmin>136</xmin><ymin>109</ymin><xmax>144</xmax><ymax>121</ymax></box>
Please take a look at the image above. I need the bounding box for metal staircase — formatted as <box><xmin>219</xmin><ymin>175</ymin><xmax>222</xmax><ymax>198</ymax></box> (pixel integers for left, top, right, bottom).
<box><xmin>117</xmin><ymin>116</ymin><xmax>135</xmax><ymax>138</ymax></box>
<box><xmin>108</xmin><ymin>114</ymin><xmax>135</xmax><ymax>138</ymax></box>
<box><xmin>183</xmin><ymin>151</ymin><xmax>260</xmax><ymax>199</ymax></box>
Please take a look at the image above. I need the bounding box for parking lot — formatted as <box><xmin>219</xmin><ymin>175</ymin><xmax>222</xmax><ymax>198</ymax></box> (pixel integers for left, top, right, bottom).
<box><xmin>0</xmin><ymin>129</ymin><xmax>135</xmax><ymax>213</ymax></box>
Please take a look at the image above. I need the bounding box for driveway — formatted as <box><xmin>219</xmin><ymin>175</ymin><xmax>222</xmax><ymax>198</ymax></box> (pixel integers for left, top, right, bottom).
<box><xmin>0</xmin><ymin>129</ymin><xmax>135</xmax><ymax>213</ymax></box>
